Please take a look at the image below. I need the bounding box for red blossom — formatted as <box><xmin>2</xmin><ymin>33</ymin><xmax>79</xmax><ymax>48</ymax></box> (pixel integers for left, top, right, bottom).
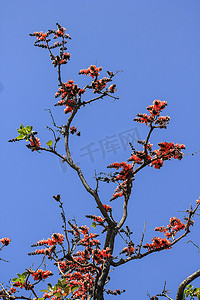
<box><xmin>70</xmin><ymin>126</ymin><xmax>77</xmax><ymax>134</ymax></box>
<box><xmin>79</xmin><ymin>65</ymin><xmax>102</xmax><ymax>78</ymax></box>
<box><xmin>109</xmin><ymin>84</ymin><xmax>116</xmax><ymax>93</ymax></box>
<box><xmin>144</xmin><ymin>237</ymin><xmax>171</xmax><ymax>251</ymax></box>
<box><xmin>121</xmin><ymin>246</ymin><xmax>135</xmax><ymax>256</ymax></box>
<box><xmin>0</xmin><ymin>237</ymin><xmax>11</xmax><ymax>246</ymax></box>
<box><xmin>30</xmin><ymin>269</ymin><xmax>53</xmax><ymax>280</ymax></box>
<box><xmin>30</xmin><ymin>136</ymin><xmax>40</xmax><ymax>148</ymax></box>
<box><xmin>103</xmin><ymin>204</ymin><xmax>112</xmax><ymax>211</ymax></box>
<box><xmin>10</xmin><ymin>288</ymin><xmax>16</xmax><ymax>294</ymax></box>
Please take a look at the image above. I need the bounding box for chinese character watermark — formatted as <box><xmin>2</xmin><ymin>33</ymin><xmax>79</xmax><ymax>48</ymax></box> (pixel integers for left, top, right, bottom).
<box><xmin>59</xmin><ymin>127</ymin><xmax>140</xmax><ymax>173</ymax></box>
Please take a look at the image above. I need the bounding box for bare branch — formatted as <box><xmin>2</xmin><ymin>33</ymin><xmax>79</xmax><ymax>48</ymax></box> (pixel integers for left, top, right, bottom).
<box><xmin>176</xmin><ymin>270</ymin><xmax>200</xmax><ymax>300</ymax></box>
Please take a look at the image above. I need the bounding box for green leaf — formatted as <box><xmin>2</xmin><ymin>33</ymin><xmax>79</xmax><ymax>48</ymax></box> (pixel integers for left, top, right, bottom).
<box><xmin>16</xmin><ymin>134</ymin><xmax>26</xmax><ymax>140</ymax></box>
<box><xmin>54</xmin><ymin>292</ymin><xmax>61</xmax><ymax>297</ymax></box>
<box><xmin>21</xmin><ymin>272</ymin><xmax>27</xmax><ymax>279</ymax></box>
<box><xmin>20</xmin><ymin>124</ymin><xmax>24</xmax><ymax>129</ymax></box>
<box><xmin>71</xmin><ymin>286</ymin><xmax>79</xmax><ymax>292</ymax></box>
<box><xmin>46</xmin><ymin>140</ymin><xmax>53</xmax><ymax>147</ymax></box>
<box><xmin>12</xmin><ymin>277</ymin><xmax>18</xmax><ymax>282</ymax></box>
<box><xmin>37</xmin><ymin>298</ymin><xmax>44</xmax><ymax>300</ymax></box>
<box><xmin>61</xmin><ymin>277</ymin><xmax>66</xmax><ymax>284</ymax></box>
<box><xmin>57</xmin><ymin>279</ymin><xmax>62</xmax><ymax>287</ymax></box>
<box><xmin>91</xmin><ymin>222</ymin><xmax>96</xmax><ymax>229</ymax></box>
<box><xmin>40</xmin><ymin>289</ymin><xmax>49</xmax><ymax>293</ymax></box>
<box><xmin>26</xmin><ymin>126</ymin><xmax>33</xmax><ymax>132</ymax></box>
<box><xmin>47</xmin><ymin>283</ymin><xmax>53</xmax><ymax>291</ymax></box>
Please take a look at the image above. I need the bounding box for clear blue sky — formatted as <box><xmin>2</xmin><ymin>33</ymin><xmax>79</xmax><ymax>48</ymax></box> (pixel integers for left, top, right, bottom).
<box><xmin>1</xmin><ymin>1</ymin><xmax>200</xmax><ymax>299</ymax></box>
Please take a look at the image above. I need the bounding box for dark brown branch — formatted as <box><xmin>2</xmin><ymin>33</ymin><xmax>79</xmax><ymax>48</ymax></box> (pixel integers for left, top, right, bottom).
<box><xmin>111</xmin><ymin>203</ymin><xmax>200</xmax><ymax>267</ymax></box>
<box><xmin>63</xmin><ymin>105</ymin><xmax>114</xmax><ymax>228</ymax></box>
<box><xmin>176</xmin><ymin>270</ymin><xmax>200</xmax><ymax>300</ymax></box>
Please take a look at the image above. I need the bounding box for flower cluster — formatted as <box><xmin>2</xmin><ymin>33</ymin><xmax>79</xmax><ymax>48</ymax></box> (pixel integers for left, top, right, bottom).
<box><xmin>79</xmin><ymin>65</ymin><xmax>103</xmax><ymax>78</ymax></box>
<box><xmin>30</xmin><ymin>269</ymin><xmax>53</xmax><ymax>281</ymax></box>
<box><xmin>55</xmin><ymin>79</ymin><xmax>85</xmax><ymax>114</ymax></box>
<box><xmin>120</xmin><ymin>246</ymin><xmax>135</xmax><ymax>256</ymax></box>
<box><xmin>28</xmin><ymin>224</ymin><xmax>112</xmax><ymax>300</ymax></box>
<box><xmin>33</xmin><ymin>31</ymin><xmax>48</xmax><ymax>41</ymax></box>
<box><xmin>36</xmin><ymin>233</ymin><xmax>64</xmax><ymax>246</ymax></box>
<box><xmin>13</xmin><ymin>281</ymin><xmax>33</xmax><ymax>290</ymax></box>
<box><xmin>86</xmin><ymin>214</ymin><xmax>105</xmax><ymax>224</ymax></box>
<box><xmin>103</xmin><ymin>204</ymin><xmax>112</xmax><ymax>212</ymax></box>
<box><xmin>153</xmin><ymin>142</ymin><xmax>185</xmax><ymax>161</ymax></box>
<box><xmin>105</xmin><ymin>289</ymin><xmax>125</xmax><ymax>295</ymax></box>
<box><xmin>144</xmin><ymin>217</ymin><xmax>187</xmax><ymax>251</ymax></box>
<box><xmin>30</xmin><ymin>23</ymin><xmax>71</xmax><ymax>51</ymax></box>
<box><xmin>143</xmin><ymin>237</ymin><xmax>171</xmax><ymax>251</ymax></box>
<box><xmin>91</xmin><ymin>77</ymin><xmax>110</xmax><ymax>93</ymax></box>
<box><xmin>30</xmin><ymin>136</ymin><xmax>40</xmax><ymax>148</ymax></box>
<box><xmin>60</xmin><ymin>224</ymin><xmax>112</xmax><ymax>299</ymax></box>
<box><xmin>107</xmin><ymin>162</ymin><xmax>134</xmax><ymax>200</ymax></box>
<box><xmin>155</xmin><ymin>217</ymin><xmax>186</xmax><ymax>238</ymax></box>
<box><xmin>70</xmin><ymin>126</ymin><xmax>77</xmax><ymax>134</ymax></box>
<box><xmin>9</xmin><ymin>288</ymin><xmax>16</xmax><ymax>294</ymax></box>
<box><xmin>147</xmin><ymin>99</ymin><xmax>167</xmax><ymax>117</ymax></box>
<box><xmin>28</xmin><ymin>233</ymin><xmax>64</xmax><ymax>257</ymax></box>
<box><xmin>109</xmin><ymin>84</ymin><xmax>116</xmax><ymax>93</ymax></box>
<box><xmin>128</xmin><ymin>141</ymin><xmax>185</xmax><ymax>169</ymax></box>
<box><xmin>0</xmin><ymin>237</ymin><xmax>11</xmax><ymax>246</ymax></box>
<box><xmin>128</xmin><ymin>140</ymin><xmax>185</xmax><ymax>171</ymax></box>
<box><xmin>52</xmin><ymin>52</ymin><xmax>71</xmax><ymax>67</ymax></box>
<box><xmin>134</xmin><ymin>99</ymin><xmax>169</xmax><ymax>128</ymax></box>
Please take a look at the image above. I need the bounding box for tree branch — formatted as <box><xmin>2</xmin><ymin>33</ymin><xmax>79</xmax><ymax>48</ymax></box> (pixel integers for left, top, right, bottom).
<box><xmin>176</xmin><ymin>270</ymin><xmax>200</xmax><ymax>300</ymax></box>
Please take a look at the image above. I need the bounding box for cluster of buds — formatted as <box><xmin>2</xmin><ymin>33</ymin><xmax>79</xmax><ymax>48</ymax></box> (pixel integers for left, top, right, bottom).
<box><xmin>144</xmin><ymin>217</ymin><xmax>189</xmax><ymax>251</ymax></box>
<box><xmin>0</xmin><ymin>237</ymin><xmax>11</xmax><ymax>246</ymax></box>
<box><xmin>28</xmin><ymin>222</ymin><xmax>112</xmax><ymax>300</ymax></box>
<box><xmin>52</xmin><ymin>52</ymin><xmax>71</xmax><ymax>67</ymax></box>
<box><xmin>79</xmin><ymin>65</ymin><xmax>103</xmax><ymax>78</ymax></box>
<box><xmin>13</xmin><ymin>282</ymin><xmax>33</xmax><ymax>290</ymax></box>
<box><xmin>103</xmin><ymin>204</ymin><xmax>112</xmax><ymax>212</ymax></box>
<box><xmin>69</xmin><ymin>126</ymin><xmax>80</xmax><ymax>136</ymax></box>
<box><xmin>92</xmin><ymin>247</ymin><xmax>111</xmax><ymax>263</ymax></box>
<box><xmin>55</xmin><ymin>79</ymin><xmax>85</xmax><ymax>114</ymax></box>
<box><xmin>30</xmin><ymin>269</ymin><xmax>53</xmax><ymax>281</ymax></box>
<box><xmin>86</xmin><ymin>214</ymin><xmax>105</xmax><ymax>224</ymax></box>
<box><xmin>105</xmin><ymin>289</ymin><xmax>125</xmax><ymax>295</ymax></box>
<box><xmin>143</xmin><ymin>237</ymin><xmax>171</xmax><ymax>251</ymax></box>
<box><xmin>153</xmin><ymin>142</ymin><xmax>185</xmax><ymax>161</ymax></box>
<box><xmin>109</xmin><ymin>84</ymin><xmax>117</xmax><ymax>93</ymax></box>
<box><xmin>147</xmin><ymin>99</ymin><xmax>167</xmax><ymax>117</ymax></box>
<box><xmin>30</xmin><ymin>23</ymin><xmax>71</xmax><ymax>51</ymax></box>
<box><xmin>58</xmin><ymin>223</ymin><xmax>112</xmax><ymax>300</ymax></box>
<box><xmin>120</xmin><ymin>245</ymin><xmax>135</xmax><ymax>256</ymax></box>
<box><xmin>107</xmin><ymin>162</ymin><xmax>134</xmax><ymax>200</ymax></box>
<box><xmin>91</xmin><ymin>77</ymin><xmax>110</xmax><ymax>93</ymax></box>
<box><xmin>29</xmin><ymin>136</ymin><xmax>40</xmax><ymax>150</ymax></box>
<box><xmin>155</xmin><ymin>217</ymin><xmax>186</xmax><ymax>238</ymax></box>
<box><xmin>28</xmin><ymin>233</ymin><xmax>64</xmax><ymax>257</ymax></box>
<box><xmin>134</xmin><ymin>99</ymin><xmax>170</xmax><ymax>128</ymax></box>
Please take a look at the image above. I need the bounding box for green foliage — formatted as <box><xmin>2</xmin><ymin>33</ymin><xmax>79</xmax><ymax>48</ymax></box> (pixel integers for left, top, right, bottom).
<box><xmin>40</xmin><ymin>278</ymin><xmax>78</xmax><ymax>299</ymax></box>
<box><xmin>12</xmin><ymin>272</ymin><xmax>27</xmax><ymax>284</ymax></box>
<box><xmin>46</xmin><ymin>140</ymin><xmax>53</xmax><ymax>147</ymax></box>
<box><xmin>16</xmin><ymin>124</ymin><xmax>33</xmax><ymax>141</ymax></box>
<box><xmin>91</xmin><ymin>222</ymin><xmax>97</xmax><ymax>229</ymax></box>
<box><xmin>184</xmin><ymin>284</ymin><xmax>200</xmax><ymax>299</ymax></box>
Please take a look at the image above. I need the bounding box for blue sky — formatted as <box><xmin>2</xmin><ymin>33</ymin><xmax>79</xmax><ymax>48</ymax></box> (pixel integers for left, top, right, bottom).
<box><xmin>1</xmin><ymin>1</ymin><xmax>200</xmax><ymax>299</ymax></box>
